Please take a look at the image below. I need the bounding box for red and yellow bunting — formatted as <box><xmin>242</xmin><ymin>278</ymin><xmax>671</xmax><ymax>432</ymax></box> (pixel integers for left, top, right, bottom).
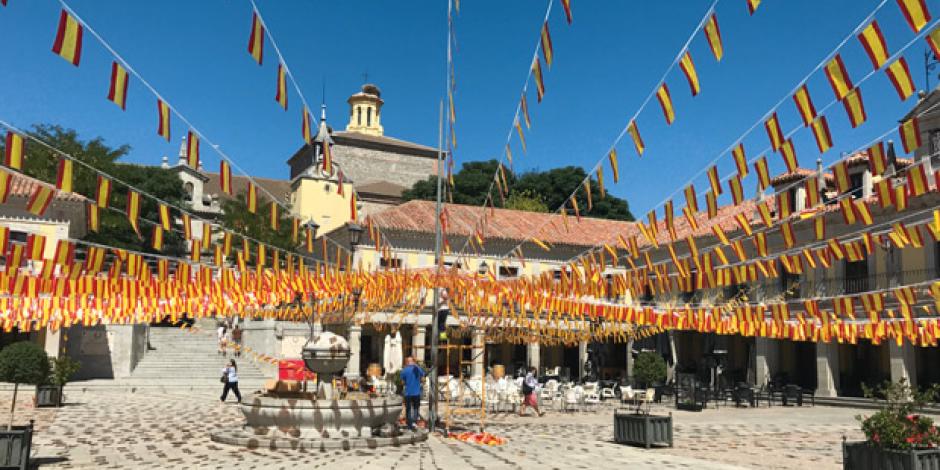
<box><xmin>247</xmin><ymin>12</ymin><xmax>264</xmax><ymax>65</ymax></box>
<box><xmin>679</xmin><ymin>52</ymin><xmax>700</xmax><ymax>96</ymax></box>
<box><xmin>704</xmin><ymin>13</ymin><xmax>723</xmax><ymax>62</ymax></box>
<box><xmin>532</xmin><ymin>58</ymin><xmax>545</xmax><ymax>102</ymax></box>
<box><xmin>824</xmin><ymin>54</ymin><xmax>853</xmax><ymax>100</ymax></box>
<box><xmin>158</xmin><ymin>203</ymin><xmax>171</xmax><ymax>230</ymax></box>
<box><xmin>810</xmin><ymin>116</ymin><xmax>833</xmax><ymax>153</ymax></box>
<box><xmin>107</xmin><ymin>61</ymin><xmax>129</xmax><ymax>110</ymax></box>
<box><xmin>4</xmin><ymin>131</ymin><xmax>24</xmax><ymax>170</ymax></box>
<box><xmin>561</xmin><ymin>0</ymin><xmax>572</xmax><ymax>24</ymax></box>
<box><xmin>275</xmin><ymin>64</ymin><xmax>288</xmax><ymax>110</ymax></box>
<box><xmin>51</xmin><ymin>10</ymin><xmax>83</xmax><ymax>66</ymax></box>
<box><xmin>626</xmin><ymin>121</ymin><xmax>644</xmax><ymax>156</ymax></box>
<box><xmin>792</xmin><ymin>85</ymin><xmax>816</xmax><ymax>127</ymax></box>
<box><xmin>187</xmin><ymin>131</ymin><xmax>200</xmax><ymax>168</ymax></box>
<box><xmin>746</xmin><ymin>0</ymin><xmax>761</xmax><ymax>15</ymax></box>
<box><xmin>26</xmin><ymin>185</ymin><xmax>54</xmax><ymax>216</ymax></box>
<box><xmin>899</xmin><ymin>117</ymin><xmax>922</xmax><ymax>153</ymax></box>
<box><xmin>842</xmin><ymin>87</ymin><xmax>867</xmax><ymax>128</ymax></box>
<box><xmin>95</xmin><ymin>175</ymin><xmax>111</xmax><ymax>208</ymax></box>
<box><xmin>220</xmin><ymin>160</ymin><xmax>233</xmax><ymax>195</ymax></box>
<box><xmin>896</xmin><ymin>0</ymin><xmax>931</xmax><ymax>33</ymax></box>
<box><xmin>857</xmin><ymin>21</ymin><xmax>889</xmax><ymax>70</ymax></box>
<box><xmin>247</xmin><ymin>183</ymin><xmax>258</xmax><ymax>213</ymax></box>
<box><xmin>656</xmin><ymin>84</ymin><xmax>675</xmax><ymax>125</ymax></box>
<box><xmin>55</xmin><ymin>158</ymin><xmax>73</xmax><ymax>193</ymax></box>
<box><xmin>608</xmin><ymin>150</ymin><xmax>620</xmax><ymax>183</ymax></box>
<box><xmin>754</xmin><ymin>156</ymin><xmax>770</xmax><ymax>191</ymax></box>
<box><xmin>885</xmin><ymin>58</ymin><xmax>915</xmax><ymax>101</ymax></box>
<box><xmin>707</xmin><ymin>165</ymin><xmax>722</xmax><ymax>196</ymax></box>
<box><xmin>780</xmin><ymin>139</ymin><xmax>798</xmax><ymax>173</ymax></box>
<box><xmin>540</xmin><ymin>22</ymin><xmax>553</xmax><ymax>67</ymax></box>
<box><xmin>764</xmin><ymin>112</ymin><xmax>784</xmax><ymax>151</ymax></box>
<box><xmin>126</xmin><ymin>190</ymin><xmax>141</xmax><ymax>236</ymax></box>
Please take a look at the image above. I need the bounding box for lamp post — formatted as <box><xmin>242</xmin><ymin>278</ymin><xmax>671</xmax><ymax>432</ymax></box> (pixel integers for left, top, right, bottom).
<box><xmin>304</xmin><ymin>220</ymin><xmax>320</xmax><ymax>242</ymax></box>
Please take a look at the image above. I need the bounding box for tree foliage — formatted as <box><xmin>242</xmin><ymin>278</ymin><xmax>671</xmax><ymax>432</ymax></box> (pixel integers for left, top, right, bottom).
<box><xmin>6</xmin><ymin>125</ymin><xmax>187</xmax><ymax>255</ymax></box>
<box><xmin>0</xmin><ymin>341</ymin><xmax>49</xmax><ymax>386</ymax></box>
<box><xmin>403</xmin><ymin>159</ymin><xmax>633</xmax><ymax>221</ymax></box>
<box><xmin>220</xmin><ymin>193</ymin><xmax>297</xmax><ymax>253</ymax></box>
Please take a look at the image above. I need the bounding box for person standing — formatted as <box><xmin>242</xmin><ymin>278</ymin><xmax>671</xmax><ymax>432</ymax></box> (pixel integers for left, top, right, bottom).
<box><xmin>400</xmin><ymin>356</ymin><xmax>426</xmax><ymax>431</ymax></box>
<box><xmin>519</xmin><ymin>367</ymin><xmax>544</xmax><ymax>417</ymax></box>
<box><xmin>231</xmin><ymin>325</ymin><xmax>242</xmax><ymax>358</ymax></box>
<box><xmin>217</xmin><ymin>322</ymin><xmax>227</xmax><ymax>356</ymax></box>
<box><xmin>220</xmin><ymin>359</ymin><xmax>241</xmax><ymax>403</ymax></box>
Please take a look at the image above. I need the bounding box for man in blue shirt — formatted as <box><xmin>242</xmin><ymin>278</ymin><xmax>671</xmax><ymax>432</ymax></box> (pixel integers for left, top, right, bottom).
<box><xmin>400</xmin><ymin>356</ymin><xmax>426</xmax><ymax>431</ymax></box>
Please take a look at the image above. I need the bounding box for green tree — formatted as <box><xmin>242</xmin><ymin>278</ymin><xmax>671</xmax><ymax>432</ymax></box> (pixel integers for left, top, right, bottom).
<box><xmin>220</xmin><ymin>193</ymin><xmax>296</xmax><ymax>254</ymax></box>
<box><xmin>6</xmin><ymin>125</ymin><xmax>186</xmax><ymax>255</ymax></box>
<box><xmin>503</xmin><ymin>189</ymin><xmax>548</xmax><ymax>212</ymax></box>
<box><xmin>403</xmin><ymin>160</ymin><xmax>633</xmax><ymax>220</ymax></box>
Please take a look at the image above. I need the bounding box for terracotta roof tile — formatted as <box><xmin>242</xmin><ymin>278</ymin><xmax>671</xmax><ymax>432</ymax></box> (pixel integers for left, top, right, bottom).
<box><xmin>8</xmin><ymin>173</ymin><xmax>85</xmax><ymax>202</ymax></box>
<box><xmin>204</xmin><ymin>173</ymin><xmax>291</xmax><ymax>203</ymax></box>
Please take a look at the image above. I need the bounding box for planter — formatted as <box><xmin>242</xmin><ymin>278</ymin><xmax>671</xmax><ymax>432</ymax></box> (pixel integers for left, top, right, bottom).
<box><xmin>613</xmin><ymin>412</ymin><xmax>673</xmax><ymax>449</ymax></box>
<box><xmin>35</xmin><ymin>385</ymin><xmax>62</xmax><ymax>408</ymax></box>
<box><xmin>0</xmin><ymin>420</ymin><xmax>33</xmax><ymax>470</ymax></box>
<box><xmin>843</xmin><ymin>441</ymin><xmax>940</xmax><ymax>470</ymax></box>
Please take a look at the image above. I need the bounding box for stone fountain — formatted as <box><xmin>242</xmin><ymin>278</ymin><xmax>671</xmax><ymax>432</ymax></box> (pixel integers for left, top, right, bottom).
<box><xmin>210</xmin><ymin>330</ymin><xmax>426</xmax><ymax>450</ymax></box>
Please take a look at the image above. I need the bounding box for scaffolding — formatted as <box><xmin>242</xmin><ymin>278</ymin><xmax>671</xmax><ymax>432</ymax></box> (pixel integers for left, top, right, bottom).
<box><xmin>434</xmin><ymin>342</ymin><xmax>487</xmax><ymax>434</ymax></box>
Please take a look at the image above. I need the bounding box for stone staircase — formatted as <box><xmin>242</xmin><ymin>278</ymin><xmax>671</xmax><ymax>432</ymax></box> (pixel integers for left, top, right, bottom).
<box><xmin>123</xmin><ymin>324</ymin><xmax>268</xmax><ymax>392</ymax></box>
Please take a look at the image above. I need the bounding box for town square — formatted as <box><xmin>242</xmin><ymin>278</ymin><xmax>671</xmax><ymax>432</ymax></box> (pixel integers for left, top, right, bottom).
<box><xmin>0</xmin><ymin>0</ymin><xmax>939</xmax><ymax>469</ymax></box>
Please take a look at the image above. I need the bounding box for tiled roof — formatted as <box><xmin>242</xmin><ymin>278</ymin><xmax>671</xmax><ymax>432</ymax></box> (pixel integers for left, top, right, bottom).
<box><xmin>204</xmin><ymin>173</ymin><xmax>292</xmax><ymax>203</ymax></box>
<box><xmin>9</xmin><ymin>173</ymin><xmax>86</xmax><ymax>202</ymax></box>
<box><xmin>770</xmin><ymin>168</ymin><xmax>833</xmax><ymax>185</ymax></box>
<box><xmin>369</xmin><ymin>200</ymin><xmax>639</xmax><ymax>248</ymax></box>
<box><xmin>357</xmin><ymin>180</ymin><xmax>407</xmax><ymax>198</ymax></box>
<box><xmin>843</xmin><ymin>149</ymin><xmax>912</xmax><ymax>168</ymax></box>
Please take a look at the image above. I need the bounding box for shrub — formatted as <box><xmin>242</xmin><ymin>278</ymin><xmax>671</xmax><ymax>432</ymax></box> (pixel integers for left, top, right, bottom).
<box><xmin>50</xmin><ymin>355</ymin><xmax>81</xmax><ymax>387</ymax></box>
<box><xmin>633</xmin><ymin>351</ymin><xmax>666</xmax><ymax>388</ymax></box>
<box><xmin>0</xmin><ymin>342</ymin><xmax>50</xmax><ymax>428</ymax></box>
<box><xmin>857</xmin><ymin>379</ymin><xmax>940</xmax><ymax>450</ymax></box>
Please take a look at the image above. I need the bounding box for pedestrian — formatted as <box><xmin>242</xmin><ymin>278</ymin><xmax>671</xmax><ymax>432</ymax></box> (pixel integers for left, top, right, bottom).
<box><xmin>231</xmin><ymin>325</ymin><xmax>242</xmax><ymax>358</ymax></box>
<box><xmin>519</xmin><ymin>367</ymin><xmax>544</xmax><ymax>417</ymax></box>
<box><xmin>220</xmin><ymin>359</ymin><xmax>241</xmax><ymax>403</ymax></box>
<box><xmin>400</xmin><ymin>356</ymin><xmax>426</xmax><ymax>431</ymax></box>
<box><xmin>217</xmin><ymin>322</ymin><xmax>227</xmax><ymax>356</ymax></box>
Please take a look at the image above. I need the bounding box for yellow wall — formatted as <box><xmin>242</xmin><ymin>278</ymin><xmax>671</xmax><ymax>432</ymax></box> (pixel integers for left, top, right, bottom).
<box><xmin>291</xmin><ymin>178</ymin><xmax>353</xmax><ymax>235</ymax></box>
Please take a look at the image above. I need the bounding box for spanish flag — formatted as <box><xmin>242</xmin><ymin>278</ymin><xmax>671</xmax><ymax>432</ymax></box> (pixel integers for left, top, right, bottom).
<box><xmin>679</xmin><ymin>52</ymin><xmax>700</xmax><ymax>96</ymax></box>
<box><xmin>824</xmin><ymin>54</ymin><xmax>853</xmax><ymax>100</ymax></box>
<box><xmin>561</xmin><ymin>0</ymin><xmax>572</xmax><ymax>24</ymax></box>
<box><xmin>753</xmin><ymin>232</ymin><xmax>768</xmax><ymax>257</ymax></box>
<box><xmin>754</xmin><ymin>156</ymin><xmax>770</xmax><ymax>191</ymax></box>
<box><xmin>792</xmin><ymin>85</ymin><xmax>817</xmax><ymax>127</ymax></box>
<box><xmin>728</xmin><ymin>176</ymin><xmax>744</xmax><ymax>205</ymax></box>
<box><xmin>656</xmin><ymin>84</ymin><xmax>675</xmax><ymax>124</ymax></box>
<box><xmin>684</xmin><ymin>184</ymin><xmax>698</xmax><ymax>212</ymax></box>
<box><xmin>520</xmin><ymin>95</ymin><xmax>531</xmax><ymax>129</ymax></box>
<box><xmin>222</xmin><ymin>231</ymin><xmax>232</xmax><ymax>256</ymax></box>
<box><xmin>764</xmin><ymin>112</ymin><xmax>784</xmax><ymax>151</ymax></box>
<box><xmin>269</xmin><ymin>201</ymin><xmax>278</xmax><ymax>230</ymax></box>
<box><xmin>885</xmin><ymin>58</ymin><xmax>915</xmax><ymax>101</ymax></box>
<box><xmin>182</xmin><ymin>213</ymin><xmax>192</xmax><ymax>239</ymax></box>
<box><xmin>26</xmin><ymin>234</ymin><xmax>45</xmax><ymax>260</ymax></box>
<box><xmin>321</xmin><ymin>137</ymin><xmax>333</xmax><ymax>174</ymax></box>
<box><xmin>350</xmin><ymin>192</ymin><xmax>358</xmax><ymax>221</ymax></box>
<box><xmin>305</xmin><ymin>226</ymin><xmax>314</xmax><ymax>252</ymax></box>
<box><xmin>747</xmin><ymin>0</ymin><xmax>761</xmax><ymax>15</ymax></box>
<box><xmin>907</xmin><ymin>162</ymin><xmax>929</xmax><ymax>196</ymax></box>
<box><xmin>275</xmin><ymin>64</ymin><xmax>288</xmax><ymax>110</ymax></box>
<box><xmin>55</xmin><ymin>158</ymin><xmax>73</xmax><ymax>193</ymax></box>
<box><xmin>302</xmin><ymin>106</ymin><xmax>312</xmax><ymax>143</ymax></box>
<box><xmin>805</xmin><ymin>177</ymin><xmax>820</xmax><ymax>207</ymax></box>
<box><xmin>896</xmin><ymin>0</ymin><xmax>931</xmax><ymax>33</ymax></box>
<box><xmin>107</xmin><ymin>61</ymin><xmax>129</xmax><ymax>110</ymax></box>
<box><xmin>757</xmin><ymin>199</ymin><xmax>773</xmax><ymax>226</ymax></box>
<box><xmin>4</xmin><ymin>132</ymin><xmax>24</xmax><ymax>170</ymax></box>
<box><xmin>780</xmin><ymin>139</ymin><xmax>798</xmax><ymax>173</ymax></box>
<box><xmin>157</xmin><ymin>99</ymin><xmax>171</xmax><ymax>141</ymax></box>
<box><xmin>868</xmin><ymin>141</ymin><xmax>887</xmax><ymax>175</ymax></box>
<box><xmin>833</xmin><ymin>161</ymin><xmax>850</xmax><ymax>193</ymax></box>
<box><xmin>515</xmin><ymin>118</ymin><xmax>526</xmax><ymax>152</ymax></box>
<box><xmin>626</xmin><ymin>121</ymin><xmax>644</xmax><ymax>156</ymax></box>
<box><xmin>158</xmin><ymin>203</ymin><xmax>171</xmax><ymax>230</ymax></box>
<box><xmin>842</xmin><ymin>87</ymin><xmax>866</xmax><ymax>128</ymax></box>
<box><xmin>247</xmin><ymin>183</ymin><xmax>257</xmax><ymax>213</ymax></box>
<box><xmin>857</xmin><ymin>21</ymin><xmax>889</xmax><ymax>70</ymax></box>
<box><xmin>712</xmin><ymin>224</ymin><xmax>730</xmax><ymax>245</ymax></box>
<box><xmin>704</xmin><ymin>14</ymin><xmax>723</xmax><ymax>61</ymax></box>
<box><xmin>191</xmin><ymin>238</ymin><xmax>202</xmax><ymax>263</ymax></box>
<box><xmin>608</xmin><ymin>149</ymin><xmax>620</xmax><ymax>182</ymax></box>
<box><xmin>0</xmin><ymin>170</ymin><xmax>10</xmax><ymax>203</ymax></box>
<box><xmin>220</xmin><ymin>160</ymin><xmax>233</xmax><ymax>195</ymax></box>
<box><xmin>781</xmin><ymin>222</ymin><xmax>796</xmax><ymax>248</ymax></box>
<box><xmin>929</xmin><ymin>25</ymin><xmax>940</xmax><ymax>58</ymax></box>
<box><xmin>26</xmin><ymin>185</ymin><xmax>55</xmax><ymax>216</ymax></box>
<box><xmin>875</xmin><ymin>179</ymin><xmax>894</xmax><ymax>208</ymax></box>
<box><xmin>810</xmin><ymin>116</ymin><xmax>833</xmax><ymax>153</ymax></box>
<box><xmin>53</xmin><ymin>239</ymin><xmax>73</xmax><ymax>266</ymax></box>
<box><xmin>151</xmin><ymin>226</ymin><xmax>164</xmax><ymax>251</ymax></box>
<box><xmin>706</xmin><ymin>165</ymin><xmax>722</xmax><ymax>196</ymax></box>
<box><xmin>853</xmin><ymin>198</ymin><xmax>873</xmax><ymax>225</ymax></box>
<box><xmin>202</xmin><ymin>220</ymin><xmax>210</xmax><ymax>243</ymax></box>
<box><xmin>540</xmin><ymin>22</ymin><xmax>553</xmax><ymax>67</ymax></box>
<box><xmin>596</xmin><ymin>167</ymin><xmax>605</xmax><ymax>198</ymax></box>
<box><xmin>899</xmin><ymin>117</ymin><xmax>922</xmax><ymax>153</ymax></box>
<box><xmin>186</xmin><ymin>131</ymin><xmax>199</xmax><ymax>168</ymax></box>
<box><xmin>95</xmin><ymin>175</ymin><xmax>111</xmax><ymax>208</ymax></box>
<box><xmin>839</xmin><ymin>199</ymin><xmax>856</xmax><ymax>224</ymax></box>
<box><xmin>247</xmin><ymin>12</ymin><xmax>264</xmax><ymax>65</ymax></box>
<box><xmin>51</xmin><ymin>10</ymin><xmax>83</xmax><ymax>66</ymax></box>
<box><xmin>256</xmin><ymin>243</ymin><xmax>266</xmax><ymax>267</ymax></box>
<box><xmin>532</xmin><ymin>58</ymin><xmax>545</xmax><ymax>102</ymax></box>
<box><xmin>86</xmin><ymin>203</ymin><xmax>99</xmax><ymax>232</ymax></box>
<box><xmin>814</xmin><ymin>216</ymin><xmax>826</xmax><ymax>240</ymax></box>
<box><xmin>126</xmin><ymin>190</ymin><xmax>141</xmax><ymax>237</ymax></box>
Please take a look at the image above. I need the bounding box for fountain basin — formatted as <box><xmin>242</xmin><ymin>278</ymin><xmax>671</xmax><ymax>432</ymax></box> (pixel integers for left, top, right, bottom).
<box><xmin>239</xmin><ymin>392</ymin><xmax>402</xmax><ymax>439</ymax></box>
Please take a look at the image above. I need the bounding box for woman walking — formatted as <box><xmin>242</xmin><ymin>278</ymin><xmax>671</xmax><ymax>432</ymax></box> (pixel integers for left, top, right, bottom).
<box><xmin>220</xmin><ymin>359</ymin><xmax>241</xmax><ymax>403</ymax></box>
<box><xmin>519</xmin><ymin>367</ymin><xmax>544</xmax><ymax>417</ymax></box>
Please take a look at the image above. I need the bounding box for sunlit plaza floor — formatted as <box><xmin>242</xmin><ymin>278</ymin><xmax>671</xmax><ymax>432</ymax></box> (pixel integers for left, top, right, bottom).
<box><xmin>2</xmin><ymin>388</ymin><xmax>880</xmax><ymax>469</ymax></box>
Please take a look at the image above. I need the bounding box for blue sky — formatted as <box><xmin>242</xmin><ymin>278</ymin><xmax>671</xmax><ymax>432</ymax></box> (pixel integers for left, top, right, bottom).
<box><xmin>0</xmin><ymin>0</ymin><xmax>934</xmax><ymax>218</ymax></box>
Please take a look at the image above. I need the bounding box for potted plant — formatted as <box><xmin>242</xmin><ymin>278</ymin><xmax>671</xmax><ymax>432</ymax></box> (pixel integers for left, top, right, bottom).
<box><xmin>615</xmin><ymin>351</ymin><xmax>672</xmax><ymax>448</ymax></box>
<box><xmin>844</xmin><ymin>379</ymin><xmax>940</xmax><ymax>470</ymax></box>
<box><xmin>36</xmin><ymin>355</ymin><xmax>81</xmax><ymax>407</ymax></box>
<box><xmin>0</xmin><ymin>341</ymin><xmax>49</xmax><ymax>469</ymax></box>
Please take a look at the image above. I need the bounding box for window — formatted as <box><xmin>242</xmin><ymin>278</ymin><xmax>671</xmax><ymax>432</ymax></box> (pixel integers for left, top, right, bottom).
<box><xmin>844</xmin><ymin>260</ymin><xmax>869</xmax><ymax>294</ymax></box>
<box><xmin>183</xmin><ymin>182</ymin><xmax>194</xmax><ymax>201</ymax></box>
<box><xmin>849</xmin><ymin>172</ymin><xmax>864</xmax><ymax>198</ymax></box>
<box><xmin>498</xmin><ymin>266</ymin><xmax>519</xmax><ymax>279</ymax></box>
<box><xmin>357</xmin><ymin>107</ymin><xmax>362</xmax><ymax>125</ymax></box>
<box><xmin>9</xmin><ymin>231</ymin><xmax>27</xmax><ymax>243</ymax></box>
<box><xmin>443</xmin><ymin>260</ymin><xmax>462</xmax><ymax>269</ymax></box>
<box><xmin>930</xmin><ymin>129</ymin><xmax>940</xmax><ymax>154</ymax></box>
<box><xmin>367</xmin><ymin>108</ymin><xmax>372</xmax><ymax>127</ymax></box>
<box><xmin>380</xmin><ymin>257</ymin><xmax>402</xmax><ymax>269</ymax></box>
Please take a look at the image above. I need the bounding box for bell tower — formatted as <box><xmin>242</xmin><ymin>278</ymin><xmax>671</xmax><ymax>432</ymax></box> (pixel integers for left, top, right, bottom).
<box><xmin>345</xmin><ymin>84</ymin><xmax>384</xmax><ymax>136</ymax></box>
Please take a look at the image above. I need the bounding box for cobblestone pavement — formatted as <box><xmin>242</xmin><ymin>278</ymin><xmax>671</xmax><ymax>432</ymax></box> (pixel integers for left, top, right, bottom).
<box><xmin>0</xmin><ymin>388</ymin><xmax>891</xmax><ymax>469</ymax></box>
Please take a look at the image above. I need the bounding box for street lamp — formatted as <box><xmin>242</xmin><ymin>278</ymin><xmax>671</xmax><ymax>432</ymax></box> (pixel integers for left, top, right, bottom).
<box><xmin>304</xmin><ymin>219</ymin><xmax>320</xmax><ymax>241</ymax></box>
<box><xmin>477</xmin><ymin>260</ymin><xmax>488</xmax><ymax>275</ymax></box>
<box><xmin>347</xmin><ymin>222</ymin><xmax>363</xmax><ymax>249</ymax></box>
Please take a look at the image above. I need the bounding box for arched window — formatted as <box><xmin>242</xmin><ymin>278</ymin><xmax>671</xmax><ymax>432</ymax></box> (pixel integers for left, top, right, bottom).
<box><xmin>367</xmin><ymin>107</ymin><xmax>372</xmax><ymax>127</ymax></box>
<box><xmin>183</xmin><ymin>182</ymin><xmax>194</xmax><ymax>201</ymax></box>
<box><xmin>357</xmin><ymin>107</ymin><xmax>362</xmax><ymax>125</ymax></box>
